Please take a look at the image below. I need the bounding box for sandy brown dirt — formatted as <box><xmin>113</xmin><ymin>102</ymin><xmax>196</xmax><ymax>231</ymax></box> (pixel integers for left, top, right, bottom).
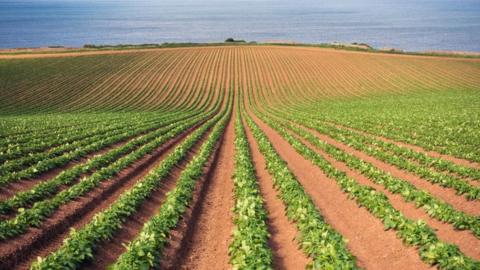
<box><xmin>81</xmin><ymin>125</ymin><xmax>211</xmax><ymax>270</ymax></box>
<box><xmin>308</xmin><ymin>129</ymin><xmax>480</xmax><ymax>217</ymax></box>
<box><xmin>249</xmin><ymin>113</ymin><xmax>431</xmax><ymax>270</ymax></box>
<box><xmin>170</xmin><ymin>115</ymin><xmax>235</xmax><ymax>270</ymax></box>
<box><xmin>0</xmin><ymin>123</ymin><xmax>202</xmax><ymax>270</ymax></box>
<box><xmin>292</xmin><ymin>126</ymin><xmax>480</xmax><ymax>260</ymax></box>
<box><xmin>244</xmin><ymin>118</ymin><xmax>310</xmax><ymax>269</ymax></box>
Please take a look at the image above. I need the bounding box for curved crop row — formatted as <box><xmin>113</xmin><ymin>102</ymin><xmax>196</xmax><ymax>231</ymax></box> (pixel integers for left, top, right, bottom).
<box><xmin>244</xmin><ymin>113</ymin><xmax>358</xmax><ymax>269</ymax></box>
<box><xmin>268</xmin><ymin>110</ymin><xmax>480</xmax><ymax>239</ymax></box>
<box><xmin>0</xmin><ymin>111</ymin><xmax>211</xmax><ymax>215</ymax></box>
<box><xmin>228</xmin><ymin>111</ymin><xmax>272</xmax><ymax>268</ymax></box>
<box><xmin>30</xmin><ymin>107</ymin><xmax>227</xmax><ymax>270</ymax></box>
<box><xmin>0</xmin><ymin>111</ymin><xmax>213</xmax><ymax>240</ymax></box>
<box><xmin>110</xmin><ymin>102</ymin><xmax>231</xmax><ymax>270</ymax></box>
<box><xmin>255</xmin><ymin>111</ymin><xmax>479</xmax><ymax>269</ymax></box>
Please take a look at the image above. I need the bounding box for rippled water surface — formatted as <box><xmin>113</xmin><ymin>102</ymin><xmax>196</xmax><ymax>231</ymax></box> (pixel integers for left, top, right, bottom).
<box><xmin>1</xmin><ymin>0</ymin><xmax>479</xmax><ymax>51</ymax></box>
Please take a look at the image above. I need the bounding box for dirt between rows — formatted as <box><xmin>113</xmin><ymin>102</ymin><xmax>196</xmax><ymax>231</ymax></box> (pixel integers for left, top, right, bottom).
<box><xmin>308</xmin><ymin>127</ymin><xmax>480</xmax><ymax>217</ymax></box>
<box><xmin>249</xmin><ymin>112</ymin><xmax>431</xmax><ymax>270</ymax></box>
<box><xmin>80</xmin><ymin>122</ymin><xmax>215</xmax><ymax>269</ymax></box>
<box><xmin>243</xmin><ymin>118</ymin><xmax>311</xmax><ymax>269</ymax></box>
<box><xmin>159</xmin><ymin>114</ymin><xmax>234</xmax><ymax>270</ymax></box>
<box><xmin>293</xmin><ymin>125</ymin><xmax>480</xmax><ymax>260</ymax></box>
<box><xmin>0</xmin><ymin>121</ymin><xmax>204</xmax><ymax>270</ymax></box>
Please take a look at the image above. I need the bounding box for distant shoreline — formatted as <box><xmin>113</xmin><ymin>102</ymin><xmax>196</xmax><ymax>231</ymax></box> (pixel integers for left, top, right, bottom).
<box><xmin>1</xmin><ymin>41</ymin><xmax>480</xmax><ymax>59</ymax></box>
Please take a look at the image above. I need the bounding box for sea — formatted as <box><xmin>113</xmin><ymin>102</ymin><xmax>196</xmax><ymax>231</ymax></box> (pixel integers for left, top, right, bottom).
<box><xmin>1</xmin><ymin>0</ymin><xmax>479</xmax><ymax>52</ymax></box>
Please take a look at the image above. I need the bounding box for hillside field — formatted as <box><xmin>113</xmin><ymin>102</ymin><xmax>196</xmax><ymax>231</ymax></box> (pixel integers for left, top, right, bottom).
<box><xmin>0</xmin><ymin>45</ymin><xmax>479</xmax><ymax>270</ymax></box>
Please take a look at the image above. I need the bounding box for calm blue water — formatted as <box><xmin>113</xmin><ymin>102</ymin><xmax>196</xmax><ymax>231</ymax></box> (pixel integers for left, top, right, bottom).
<box><xmin>1</xmin><ymin>0</ymin><xmax>480</xmax><ymax>52</ymax></box>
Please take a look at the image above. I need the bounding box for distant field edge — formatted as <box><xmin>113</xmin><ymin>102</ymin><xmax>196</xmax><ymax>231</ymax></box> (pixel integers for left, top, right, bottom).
<box><xmin>1</xmin><ymin>42</ymin><xmax>480</xmax><ymax>60</ymax></box>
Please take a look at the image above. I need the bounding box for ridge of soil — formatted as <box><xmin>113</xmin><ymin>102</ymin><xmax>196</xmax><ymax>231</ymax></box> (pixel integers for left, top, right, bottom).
<box><xmin>291</xmin><ymin>126</ymin><xmax>480</xmax><ymax>260</ymax></box>
<box><xmin>307</xmin><ymin>127</ymin><xmax>480</xmax><ymax>216</ymax></box>
<box><xmin>0</xmin><ymin>122</ymin><xmax>204</xmax><ymax>270</ymax></box>
<box><xmin>80</xmin><ymin>122</ymin><xmax>214</xmax><ymax>269</ymax></box>
<box><xmin>244</xmin><ymin>118</ymin><xmax>310</xmax><ymax>269</ymax></box>
<box><xmin>249</xmin><ymin>113</ymin><xmax>431</xmax><ymax>270</ymax></box>
<box><xmin>164</xmin><ymin>114</ymin><xmax>235</xmax><ymax>270</ymax></box>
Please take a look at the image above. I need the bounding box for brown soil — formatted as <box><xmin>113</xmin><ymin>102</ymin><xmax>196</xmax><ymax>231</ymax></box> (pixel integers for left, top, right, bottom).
<box><xmin>0</xmin><ymin>122</ymin><xmax>203</xmax><ymax>270</ymax></box>
<box><xmin>80</xmin><ymin>123</ymin><xmax>213</xmax><ymax>269</ymax></box>
<box><xmin>308</xmin><ymin>128</ymin><xmax>480</xmax><ymax>216</ymax></box>
<box><xmin>292</xmin><ymin>126</ymin><xmax>480</xmax><ymax>260</ymax></box>
<box><xmin>167</xmin><ymin>114</ymin><xmax>235</xmax><ymax>270</ymax></box>
<box><xmin>249</xmin><ymin>113</ymin><xmax>431</xmax><ymax>270</ymax></box>
<box><xmin>244</xmin><ymin>118</ymin><xmax>311</xmax><ymax>269</ymax></box>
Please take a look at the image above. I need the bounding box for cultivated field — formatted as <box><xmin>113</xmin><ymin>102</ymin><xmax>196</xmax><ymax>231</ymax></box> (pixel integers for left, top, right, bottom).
<box><xmin>0</xmin><ymin>45</ymin><xmax>479</xmax><ymax>270</ymax></box>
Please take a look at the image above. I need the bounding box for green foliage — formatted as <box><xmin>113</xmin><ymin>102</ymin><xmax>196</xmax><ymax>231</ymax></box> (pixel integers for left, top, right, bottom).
<box><xmin>228</xmin><ymin>112</ymin><xmax>273</xmax><ymax>269</ymax></box>
<box><xmin>255</xmin><ymin>111</ymin><xmax>480</xmax><ymax>269</ymax></box>
<box><xmin>110</xmin><ymin>99</ymin><xmax>232</xmax><ymax>270</ymax></box>
<box><xmin>269</xmin><ymin>110</ymin><xmax>480</xmax><ymax>238</ymax></box>
<box><xmin>245</xmin><ymin>114</ymin><xmax>358</xmax><ymax>269</ymax></box>
<box><xmin>30</xmin><ymin>109</ymin><xmax>226</xmax><ymax>270</ymax></box>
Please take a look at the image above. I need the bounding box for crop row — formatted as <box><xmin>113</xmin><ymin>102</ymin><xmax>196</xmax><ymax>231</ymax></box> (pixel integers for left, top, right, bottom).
<box><xmin>30</xmin><ymin>108</ymin><xmax>226</xmax><ymax>269</ymax></box>
<box><xmin>284</xmin><ymin>103</ymin><xmax>480</xmax><ymax>181</ymax></box>
<box><xmin>111</xmin><ymin>104</ymin><xmax>231</xmax><ymax>269</ymax></box>
<box><xmin>289</xmin><ymin>113</ymin><xmax>480</xmax><ymax>201</ymax></box>
<box><xmin>244</xmin><ymin>113</ymin><xmax>359</xmax><ymax>269</ymax></box>
<box><xmin>0</xmin><ymin>114</ymin><xmax>178</xmax><ymax>173</ymax></box>
<box><xmin>0</xmin><ymin>111</ymin><xmax>198</xmax><ymax>188</ymax></box>
<box><xmin>0</xmin><ymin>112</ymin><xmax>166</xmax><ymax>162</ymax></box>
<box><xmin>228</xmin><ymin>111</ymin><xmax>272</xmax><ymax>268</ymax></box>
<box><xmin>326</xmin><ymin>123</ymin><xmax>480</xmax><ymax>181</ymax></box>
<box><xmin>296</xmin><ymin>90</ymin><xmax>480</xmax><ymax>163</ymax></box>
<box><xmin>268</xmin><ymin>111</ymin><xmax>480</xmax><ymax>239</ymax></box>
<box><xmin>0</xmin><ymin>110</ymin><xmax>213</xmax><ymax>240</ymax></box>
<box><xmin>256</xmin><ymin>111</ymin><xmax>479</xmax><ymax>269</ymax></box>
<box><xmin>0</xmin><ymin>111</ymin><xmax>212</xmax><ymax>215</ymax></box>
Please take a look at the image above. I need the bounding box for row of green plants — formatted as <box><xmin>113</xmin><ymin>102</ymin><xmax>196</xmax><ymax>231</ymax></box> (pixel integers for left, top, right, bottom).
<box><xmin>0</xmin><ymin>112</ymin><xmax>211</xmax><ymax>240</ymax></box>
<box><xmin>296</xmin><ymin>115</ymin><xmax>480</xmax><ymax>201</ymax></box>
<box><xmin>0</xmin><ymin>115</ymin><xmax>174</xmax><ymax>174</ymax></box>
<box><xmin>283</xmin><ymin>102</ymin><xmax>480</xmax><ymax>182</ymax></box>
<box><xmin>269</xmin><ymin>111</ymin><xmax>480</xmax><ymax>239</ymax></box>
<box><xmin>0</xmin><ymin>112</ymin><xmax>130</xmax><ymax>140</ymax></box>
<box><xmin>294</xmin><ymin>90</ymin><xmax>480</xmax><ymax>163</ymax></box>
<box><xmin>0</xmin><ymin>112</ymin><xmax>211</xmax><ymax>215</ymax></box>
<box><xmin>228</xmin><ymin>112</ymin><xmax>273</xmax><ymax>268</ymax></box>
<box><xmin>245</xmin><ymin>114</ymin><xmax>359</xmax><ymax>269</ymax></box>
<box><xmin>256</xmin><ymin>112</ymin><xmax>479</xmax><ymax>269</ymax></box>
<box><xmin>0</xmin><ymin>112</ymin><xmax>193</xmax><ymax>188</ymax></box>
<box><xmin>30</xmin><ymin>108</ymin><xmax>226</xmax><ymax>269</ymax></box>
<box><xmin>323</xmin><ymin>122</ymin><xmax>480</xmax><ymax>181</ymax></box>
<box><xmin>0</xmin><ymin>113</ymin><xmax>164</xmax><ymax>162</ymax></box>
<box><xmin>110</xmin><ymin>106</ymin><xmax>231</xmax><ymax>270</ymax></box>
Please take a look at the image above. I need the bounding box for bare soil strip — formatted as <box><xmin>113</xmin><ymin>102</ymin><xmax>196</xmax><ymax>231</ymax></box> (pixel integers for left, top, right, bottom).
<box><xmin>292</xmin><ymin>128</ymin><xmax>480</xmax><ymax>260</ymax></box>
<box><xmin>0</xmin><ymin>123</ymin><xmax>202</xmax><ymax>270</ymax></box>
<box><xmin>244</xmin><ymin>119</ymin><xmax>311</xmax><ymax>269</ymax></box>
<box><xmin>80</xmin><ymin>125</ymin><xmax>214</xmax><ymax>270</ymax></box>
<box><xmin>250</xmin><ymin>113</ymin><xmax>430</xmax><ymax>270</ymax></box>
<box><xmin>334</xmin><ymin>122</ymin><xmax>480</xmax><ymax>169</ymax></box>
<box><xmin>166</xmin><ymin>115</ymin><xmax>235</xmax><ymax>270</ymax></box>
<box><xmin>308</xmin><ymin>129</ymin><xmax>480</xmax><ymax>216</ymax></box>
